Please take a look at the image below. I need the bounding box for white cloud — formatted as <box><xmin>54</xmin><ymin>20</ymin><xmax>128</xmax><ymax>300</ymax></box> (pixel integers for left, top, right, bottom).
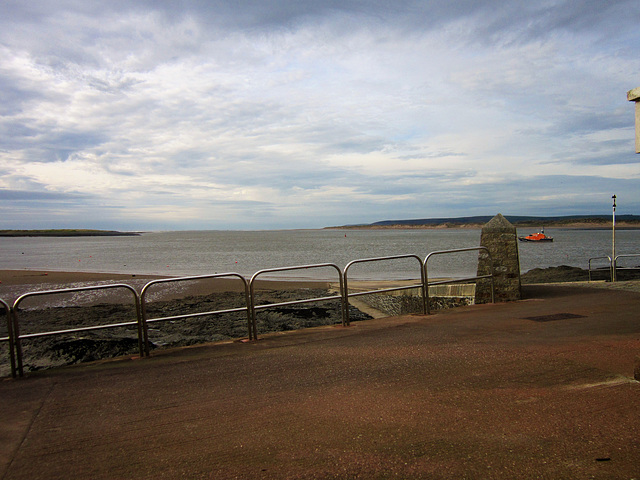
<box><xmin>0</xmin><ymin>0</ymin><xmax>639</xmax><ymax>229</ymax></box>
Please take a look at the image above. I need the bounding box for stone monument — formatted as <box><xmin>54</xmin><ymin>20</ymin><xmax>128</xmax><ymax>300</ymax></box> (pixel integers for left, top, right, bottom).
<box><xmin>628</xmin><ymin>86</ymin><xmax>640</xmax><ymax>154</ymax></box>
<box><xmin>475</xmin><ymin>213</ymin><xmax>521</xmax><ymax>303</ymax></box>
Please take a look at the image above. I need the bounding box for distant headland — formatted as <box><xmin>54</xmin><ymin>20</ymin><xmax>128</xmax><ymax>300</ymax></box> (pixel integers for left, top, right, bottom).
<box><xmin>328</xmin><ymin>215</ymin><xmax>640</xmax><ymax>229</ymax></box>
<box><xmin>0</xmin><ymin>229</ymin><xmax>141</xmax><ymax>237</ymax></box>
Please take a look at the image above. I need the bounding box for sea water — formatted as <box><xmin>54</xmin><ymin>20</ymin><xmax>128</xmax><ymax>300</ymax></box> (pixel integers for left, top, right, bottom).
<box><xmin>0</xmin><ymin>228</ymin><xmax>639</xmax><ymax>281</ymax></box>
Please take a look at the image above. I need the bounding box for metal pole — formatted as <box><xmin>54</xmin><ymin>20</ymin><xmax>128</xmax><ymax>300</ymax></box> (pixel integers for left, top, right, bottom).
<box><xmin>612</xmin><ymin>195</ymin><xmax>616</xmax><ymax>282</ymax></box>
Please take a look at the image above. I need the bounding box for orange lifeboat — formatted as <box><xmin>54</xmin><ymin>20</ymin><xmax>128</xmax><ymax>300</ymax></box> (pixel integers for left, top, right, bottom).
<box><xmin>518</xmin><ymin>228</ymin><xmax>553</xmax><ymax>242</ymax></box>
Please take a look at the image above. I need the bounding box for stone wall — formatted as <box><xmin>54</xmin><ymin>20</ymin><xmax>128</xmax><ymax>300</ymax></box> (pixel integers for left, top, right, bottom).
<box><xmin>358</xmin><ymin>292</ymin><xmax>473</xmax><ymax>317</ymax></box>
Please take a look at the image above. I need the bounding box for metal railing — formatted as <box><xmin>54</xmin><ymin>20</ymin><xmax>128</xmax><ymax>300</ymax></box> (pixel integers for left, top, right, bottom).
<box><xmin>4</xmin><ymin>248</ymin><xmax>497</xmax><ymax>378</ymax></box>
<box><xmin>11</xmin><ymin>284</ymin><xmax>142</xmax><ymax>378</ymax></box>
<box><xmin>588</xmin><ymin>256</ymin><xmax>612</xmax><ymax>282</ymax></box>
<box><xmin>424</xmin><ymin>247</ymin><xmax>494</xmax><ymax>314</ymax></box>
<box><xmin>613</xmin><ymin>254</ymin><xmax>640</xmax><ymax>281</ymax></box>
<box><xmin>140</xmin><ymin>273</ymin><xmax>253</xmax><ymax>355</ymax></box>
<box><xmin>250</xmin><ymin>264</ymin><xmax>345</xmax><ymax>330</ymax></box>
<box><xmin>588</xmin><ymin>254</ymin><xmax>640</xmax><ymax>282</ymax></box>
<box><xmin>343</xmin><ymin>255</ymin><xmax>426</xmax><ymax>326</ymax></box>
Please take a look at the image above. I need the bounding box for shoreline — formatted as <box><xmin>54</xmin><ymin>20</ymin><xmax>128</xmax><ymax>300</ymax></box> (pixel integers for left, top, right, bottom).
<box><xmin>0</xmin><ymin>269</ymin><xmax>165</xmax><ymax>287</ymax></box>
<box><xmin>0</xmin><ymin>229</ymin><xmax>140</xmax><ymax>237</ymax></box>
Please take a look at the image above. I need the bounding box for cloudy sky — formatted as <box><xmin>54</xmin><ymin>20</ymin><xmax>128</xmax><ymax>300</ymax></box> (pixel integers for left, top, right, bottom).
<box><xmin>1</xmin><ymin>1</ymin><xmax>639</xmax><ymax>230</ymax></box>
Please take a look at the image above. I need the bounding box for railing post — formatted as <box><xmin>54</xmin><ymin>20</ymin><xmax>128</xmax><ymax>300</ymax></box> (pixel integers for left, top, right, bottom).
<box><xmin>338</xmin><ymin>272</ymin><xmax>346</xmax><ymax>327</ymax></box>
<box><xmin>12</xmin><ymin>307</ymin><xmax>24</xmax><ymax>377</ymax></box>
<box><xmin>0</xmin><ymin>299</ymin><xmax>16</xmax><ymax>378</ymax></box>
<box><xmin>419</xmin><ymin>259</ymin><xmax>427</xmax><ymax>315</ymax></box>
<box><xmin>343</xmin><ymin>273</ymin><xmax>350</xmax><ymax>326</ymax></box>
<box><xmin>611</xmin><ymin>257</ymin><xmax>617</xmax><ymax>283</ymax></box>
<box><xmin>424</xmin><ymin>260</ymin><xmax>431</xmax><ymax>315</ymax></box>
<box><xmin>248</xmin><ymin>282</ymin><xmax>257</xmax><ymax>340</ymax></box>
<box><xmin>139</xmin><ymin>293</ymin><xmax>151</xmax><ymax>356</ymax></box>
<box><xmin>132</xmin><ymin>291</ymin><xmax>145</xmax><ymax>358</ymax></box>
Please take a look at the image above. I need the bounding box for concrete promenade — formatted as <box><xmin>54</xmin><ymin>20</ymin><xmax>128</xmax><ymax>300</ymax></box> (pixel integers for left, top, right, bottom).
<box><xmin>1</xmin><ymin>283</ymin><xmax>639</xmax><ymax>479</ymax></box>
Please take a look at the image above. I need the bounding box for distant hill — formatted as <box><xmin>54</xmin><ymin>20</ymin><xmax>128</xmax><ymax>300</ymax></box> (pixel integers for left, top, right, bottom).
<box><xmin>0</xmin><ymin>229</ymin><xmax>140</xmax><ymax>237</ymax></box>
<box><xmin>332</xmin><ymin>215</ymin><xmax>640</xmax><ymax>229</ymax></box>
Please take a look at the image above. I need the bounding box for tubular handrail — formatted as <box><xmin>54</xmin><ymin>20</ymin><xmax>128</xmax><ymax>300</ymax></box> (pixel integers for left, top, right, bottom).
<box><xmin>250</xmin><ymin>264</ymin><xmax>344</xmax><ymax>331</ymax></box>
<box><xmin>588</xmin><ymin>256</ymin><xmax>612</xmax><ymax>282</ymax></box>
<box><xmin>613</xmin><ymin>254</ymin><xmax>640</xmax><ymax>282</ymax></box>
<box><xmin>140</xmin><ymin>273</ymin><xmax>253</xmax><ymax>352</ymax></box>
<box><xmin>0</xmin><ymin>299</ymin><xmax>16</xmax><ymax>378</ymax></box>
<box><xmin>614</xmin><ymin>254</ymin><xmax>640</xmax><ymax>265</ymax></box>
<box><xmin>424</xmin><ymin>247</ymin><xmax>494</xmax><ymax>314</ymax></box>
<box><xmin>343</xmin><ymin>254</ymin><xmax>426</xmax><ymax>326</ymax></box>
<box><xmin>12</xmin><ymin>284</ymin><xmax>142</xmax><ymax>377</ymax></box>
<box><xmin>4</xmin><ymin>246</ymin><xmax>499</xmax><ymax>378</ymax></box>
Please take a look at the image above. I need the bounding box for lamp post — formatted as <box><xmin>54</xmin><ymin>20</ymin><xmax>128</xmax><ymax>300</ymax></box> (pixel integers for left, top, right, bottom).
<box><xmin>612</xmin><ymin>195</ymin><xmax>616</xmax><ymax>282</ymax></box>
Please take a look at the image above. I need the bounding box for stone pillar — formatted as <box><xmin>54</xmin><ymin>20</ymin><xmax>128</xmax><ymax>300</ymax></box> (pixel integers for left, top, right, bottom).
<box><xmin>475</xmin><ymin>213</ymin><xmax>521</xmax><ymax>304</ymax></box>
<box><xmin>628</xmin><ymin>87</ymin><xmax>640</xmax><ymax>154</ymax></box>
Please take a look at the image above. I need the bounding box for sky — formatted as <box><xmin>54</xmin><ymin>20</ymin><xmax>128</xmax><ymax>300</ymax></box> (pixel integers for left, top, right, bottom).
<box><xmin>1</xmin><ymin>0</ymin><xmax>639</xmax><ymax>230</ymax></box>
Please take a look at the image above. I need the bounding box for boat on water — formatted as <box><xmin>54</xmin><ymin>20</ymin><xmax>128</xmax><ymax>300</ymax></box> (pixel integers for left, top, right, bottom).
<box><xmin>518</xmin><ymin>228</ymin><xmax>553</xmax><ymax>242</ymax></box>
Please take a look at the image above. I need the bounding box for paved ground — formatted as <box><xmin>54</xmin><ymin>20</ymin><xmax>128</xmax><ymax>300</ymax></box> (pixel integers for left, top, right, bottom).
<box><xmin>1</xmin><ymin>283</ymin><xmax>639</xmax><ymax>479</ymax></box>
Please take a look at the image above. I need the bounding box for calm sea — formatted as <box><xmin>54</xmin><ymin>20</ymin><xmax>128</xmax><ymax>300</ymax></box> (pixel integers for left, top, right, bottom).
<box><xmin>1</xmin><ymin>228</ymin><xmax>639</xmax><ymax>281</ymax></box>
